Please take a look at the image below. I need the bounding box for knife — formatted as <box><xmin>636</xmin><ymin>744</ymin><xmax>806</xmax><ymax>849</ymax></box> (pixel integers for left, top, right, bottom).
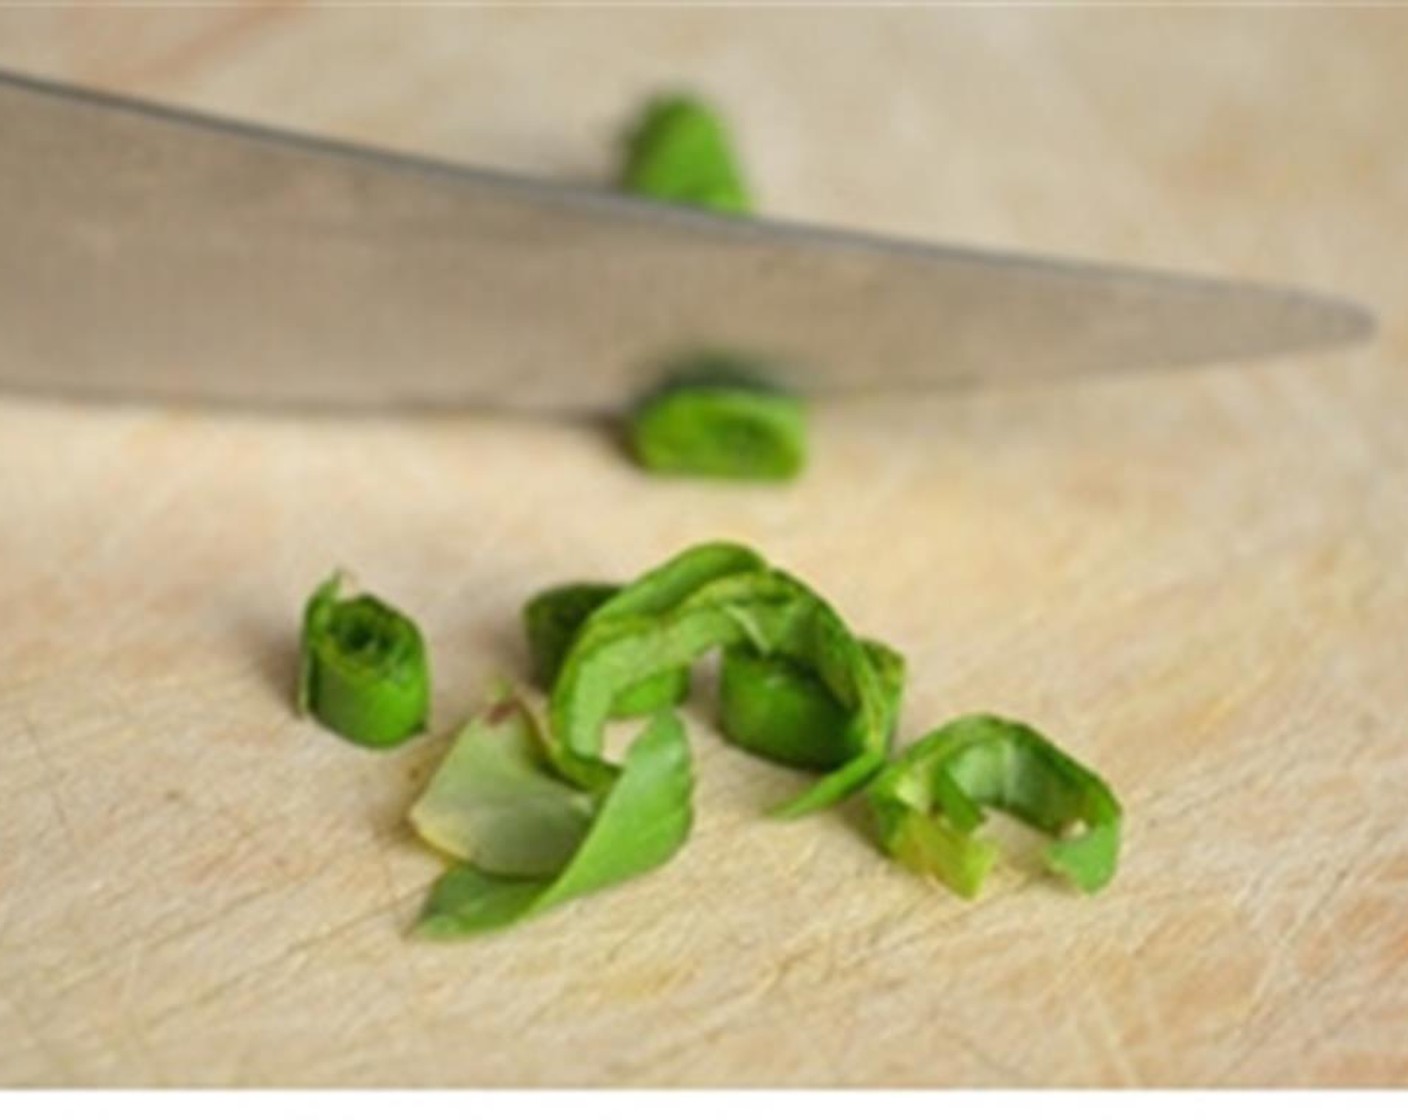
<box><xmin>0</xmin><ymin>69</ymin><xmax>1373</xmax><ymax>414</ymax></box>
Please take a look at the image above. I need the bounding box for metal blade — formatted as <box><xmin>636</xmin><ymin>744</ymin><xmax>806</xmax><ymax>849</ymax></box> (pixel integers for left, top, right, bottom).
<box><xmin>0</xmin><ymin>69</ymin><xmax>1373</xmax><ymax>413</ymax></box>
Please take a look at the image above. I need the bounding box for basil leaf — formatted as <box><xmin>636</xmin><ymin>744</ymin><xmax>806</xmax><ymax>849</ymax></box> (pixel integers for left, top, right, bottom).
<box><xmin>868</xmin><ymin>714</ymin><xmax>1122</xmax><ymax>898</ymax></box>
<box><xmin>620</xmin><ymin>94</ymin><xmax>751</xmax><ymax>214</ymax></box>
<box><xmin>549</xmin><ymin>544</ymin><xmax>892</xmax><ymax>816</ymax></box>
<box><xmin>628</xmin><ymin>355</ymin><xmax>807</xmax><ymax>482</ymax></box>
<box><xmin>408</xmin><ymin>698</ymin><xmax>594</xmax><ymax>878</ymax></box>
<box><xmin>589</xmin><ymin>540</ymin><xmax>766</xmax><ymax>621</ymax></box>
<box><xmin>415</xmin><ymin>708</ymin><xmax>693</xmax><ymax>939</ymax></box>
<box><xmin>719</xmin><ymin>639</ymin><xmax>905</xmax><ymax>771</ymax></box>
<box><xmin>523</xmin><ymin>582</ymin><xmax>689</xmax><ymax>717</ymax></box>
<box><xmin>298</xmin><ymin>572</ymin><xmax>429</xmax><ymax>749</ymax></box>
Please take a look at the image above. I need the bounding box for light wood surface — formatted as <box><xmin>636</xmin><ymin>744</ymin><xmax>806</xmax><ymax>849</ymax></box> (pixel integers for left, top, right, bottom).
<box><xmin>1</xmin><ymin>7</ymin><xmax>1406</xmax><ymax>1088</ymax></box>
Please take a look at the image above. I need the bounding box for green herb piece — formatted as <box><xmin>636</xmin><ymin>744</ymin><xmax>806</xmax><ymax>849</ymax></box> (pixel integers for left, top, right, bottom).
<box><xmin>588</xmin><ymin>540</ymin><xmax>767</xmax><ymax>619</ymax></box>
<box><xmin>523</xmin><ymin>582</ymin><xmax>689</xmax><ymax>717</ymax></box>
<box><xmin>620</xmin><ymin>94</ymin><xmax>751</xmax><ymax>215</ymax></box>
<box><xmin>868</xmin><ymin>714</ymin><xmax>1122</xmax><ymax>898</ymax></box>
<box><xmin>719</xmin><ymin>639</ymin><xmax>905</xmax><ymax>771</ymax></box>
<box><xmin>298</xmin><ymin>573</ymin><xmax>429</xmax><ymax>749</ymax></box>
<box><xmin>548</xmin><ymin>543</ymin><xmax>891</xmax><ymax>817</ymax></box>
<box><xmin>409</xmin><ymin>698</ymin><xmax>594</xmax><ymax>877</ymax></box>
<box><xmin>416</xmin><ymin>704</ymin><xmax>693</xmax><ymax>939</ymax></box>
<box><xmin>628</xmin><ymin>355</ymin><xmax>807</xmax><ymax>482</ymax></box>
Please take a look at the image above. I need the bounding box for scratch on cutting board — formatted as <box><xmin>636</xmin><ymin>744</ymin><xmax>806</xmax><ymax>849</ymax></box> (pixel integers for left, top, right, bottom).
<box><xmin>110</xmin><ymin>938</ymin><xmax>171</xmax><ymax>1087</ymax></box>
<box><xmin>831</xmin><ymin>972</ymin><xmax>1034</xmax><ymax>1087</ymax></box>
<box><xmin>1110</xmin><ymin>953</ymin><xmax>1171</xmax><ymax>1083</ymax></box>
<box><xmin>1</xmin><ymin>758</ymin><xmax>169</xmax><ymax>1088</ymax></box>
<box><xmin>2</xmin><ymin>718</ymin><xmax>164</xmax><ymax>1078</ymax></box>
<box><xmin>1211</xmin><ymin>819</ymin><xmax>1400</xmax><ymax>1083</ymax></box>
<box><xmin>852</xmin><ymin>889</ymin><xmax>987</xmax><ymax>962</ymax></box>
<box><xmin>1239</xmin><ymin>818</ymin><xmax>1392</xmax><ymax>1003</ymax></box>
<box><xmin>357</xmin><ymin>769</ymin><xmax>443</xmax><ymax>1082</ymax></box>
<box><xmin>79</xmin><ymin>877</ymin><xmax>300</xmax><ymax>979</ymax></box>
<box><xmin>1</xmin><ymin>986</ymin><xmax>79</xmax><ymax>1085</ymax></box>
<box><xmin>17</xmin><ymin>711</ymin><xmax>80</xmax><ymax>856</ymax></box>
<box><xmin>131</xmin><ymin>887</ymin><xmax>424</xmax><ymax>1038</ymax></box>
<box><xmin>1291</xmin><ymin>940</ymin><xmax>1408</xmax><ymax>1077</ymax></box>
<box><xmin>596</xmin><ymin>954</ymin><xmax>794</xmax><ymax>1082</ymax></box>
<box><xmin>987</xmin><ymin>910</ymin><xmax>1154</xmax><ymax>1084</ymax></box>
<box><xmin>1212</xmin><ymin>953</ymin><xmax>1342</xmax><ymax>1084</ymax></box>
<box><xmin>1081</xmin><ymin>984</ymin><xmax>1142</xmax><ymax>1086</ymax></box>
<box><xmin>39</xmin><ymin>854</ymin><xmax>382</xmax><ymax>1011</ymax></box>
<box><xmin>619</xmin><ymin>971</ymin><xmax>1032</xmax><ymax>1086</ymax></box>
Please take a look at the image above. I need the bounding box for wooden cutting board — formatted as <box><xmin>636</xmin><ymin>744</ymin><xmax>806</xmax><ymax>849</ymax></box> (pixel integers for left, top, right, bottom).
<box><xmin>2</xmin><ymin>7</ymin><xmax>1405</xmax><ymax>1088</ymax></box>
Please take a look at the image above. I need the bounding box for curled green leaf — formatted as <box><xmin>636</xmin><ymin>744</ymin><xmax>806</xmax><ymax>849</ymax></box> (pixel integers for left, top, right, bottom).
<box><xmin>719</xmin><ymin>639</ymin><xmax>905</xmax><ymax>771</ymax></box>
<box><xmin>523</xmin><ymin>582</ymin><xmax>689</xmax><ymax>717</ymax></box>
<box><xmin>588</xmin><ymin>540</ymin><xmax>766</xmax><ymax>620</ymax></box>
<box><xmin>620</xmin><ymin>93</ymin><xmax>751</xmax><ymax>214</ymax></box>
<box><xmin>408</xmin><ymin>698</ymin><xmax>593</xmax><ymax>878</ymax></box>
<box><xmin>628</xmin><ymin>355</ymin><xmax>807</xmax><ymax>482</ymax></box>
<box><xmin>415</xmin><ymin>706</ymin><xmax>694</xmax><ymax>939</ymax></box>
<box><xmin>298</xmin><ymin>572</ymin><xmax>429</xmax><ymax>749</ymax></box>
<box><xmin>549</xmin><ymin>543</ymin><xmax>891</xmax><ymax>816</ymax></box>
<box><xmin>868</xmin><ymin>714</ymin><xmax>1122</xmax><ymax>898</ymax></box>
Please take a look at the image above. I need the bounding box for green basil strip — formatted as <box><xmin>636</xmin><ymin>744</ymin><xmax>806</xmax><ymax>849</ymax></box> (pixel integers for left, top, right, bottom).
<box><xmin>620</xmin><ymin>94</ymin><xmax>751</xmax><ymax>214</ymax></box>
<box><xmin>628</xmin><ymin>356</ymin><xmax>807</xmax><ymax>482</ymax></box>
<box><xmin>415</xmin><ymin>707</ymin><xmax>693</xmax><ymax>939</ymax></box>
<box><xmin>868</xmin><ymin>714</ymin><xmax>1122</xmax><ymax>898</ymax></box>
<box><xmin>298</xmin><ymin>573</ymin><xmax>429</xmax><ymax>749</ymax></box>
<box><xmin>408</xmin><ymin>698</ymin><xmax>594</xmax><ymax>878</ymax></box>
<box><xmin>523</xmin><ymin>543</ymin><xmax>765</xmax><ymax>722</ymax></box>
<box><xmin>549</xmin><ymin>544</ymin><xmax>890</xmax><ymax>817</ymax></box>
<box><xmin>719</xmin><ymin>639</ymin><xmax>905</xmax><ymax>771</ymax></box>
<box><xmin>523</xmin><ymin>583</ymin><xmax>689</xmax><ymax>717</ymax></box>
<box><xmin>589</xmin><ymin>540</ymin><xmax>766</xmax><ymax>621</ymax></box>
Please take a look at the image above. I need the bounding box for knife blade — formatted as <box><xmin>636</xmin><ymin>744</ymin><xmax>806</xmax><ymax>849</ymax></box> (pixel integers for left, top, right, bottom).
<box><xmin>0</xmin><ymin>69</ymin><xmax>1373</xmax><ymax>413</ymax></box>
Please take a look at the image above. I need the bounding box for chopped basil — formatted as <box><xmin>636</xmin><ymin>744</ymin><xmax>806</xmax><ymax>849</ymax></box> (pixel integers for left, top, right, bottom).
<box><xmin>868</xmin><ymin>714</ymin><xmax>1123</xmax><ymax>897</ymax></box>
<box><xmin>298</xmin><ymin>573</ymin><xmax>429</xmax><ymax>749</ymax></box>
<box><xmin>628</xmin><ymin>355</ymin><xmax>807</xmax><ymax>482</ymax></box>
<box><xmin>523</xmin><ymin>582</ymin><xmax>690</xmax><ymax>717</ymax></box>
<box><xmin>409</xmin><ymin>698</ymin><xmax>593</xmax><ymax>878</ymax></box>
<box><xmin>720</xmin><ymin>639</ymin><xmax>905</xmax><ymax>771</ymax></box>
<box><xmin>416</xmin><ymin>702</ymin><xmax>693</xmax><ymax>939</ymax></box>
<box><xmin>620</xmin><ymin>93</ymin><xmax>751</xmax><ymax>214</ymax></box>
<box><xmin>546</xmin><ymin>542</ymin><xmax>890</xmax><ymax>817</ymax></box>
<box><xmin>366</xmin><ymin>542</ymin><xmax>1124</xmax><ymax>938</ymax></box>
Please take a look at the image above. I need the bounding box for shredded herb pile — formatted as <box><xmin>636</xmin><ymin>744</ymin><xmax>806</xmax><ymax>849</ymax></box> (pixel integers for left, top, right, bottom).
<box><xmin>297</xmin><ymin>544</ymin><xmax>1123</xmax><ymax>938</ymax></box>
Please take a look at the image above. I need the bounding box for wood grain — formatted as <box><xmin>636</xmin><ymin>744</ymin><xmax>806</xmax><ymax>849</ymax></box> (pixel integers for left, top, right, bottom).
<box><xmin>1</xmin><ymin>6</ymin><xmax>1405</xmax><ymax>1087</ymax></box>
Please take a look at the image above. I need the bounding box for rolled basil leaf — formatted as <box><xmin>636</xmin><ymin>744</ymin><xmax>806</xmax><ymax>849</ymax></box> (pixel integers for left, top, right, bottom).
<box><xmin>628</xmin><ymin>355</ymin><xmax>806</xmax><ymax>482</ymax></box>
<box><xmin>549</xmin><ymin>543</ymin><xmax>891</xmax><ymax>817</ymax></box>
<box><xmin>298</xmin><ymin>573</ymin><xmax>429</xmax><ymax>749</ymax></box>
<box><xmin>720</xmin><ymin>639</ymin><xmax>905</xmax><ymax>771</ymax></box>
<box><xmin>523</xmin><ymin>582</ymin><xmax>689</xmax><ymax>717</ymax></box>
<box><xmin>868</xmin><ymin>714</ymin><xmax>1122</xmax><ymax>898</ymax></box>
<box><xmin>416</xmin><ymin>705</ymin><xmax>693</xmax><ymax>938</ymax></box>
<box><xmin>620</xmin><ymin>93</ymin><xmax>751</xmax><ymax>214</ymax></box>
